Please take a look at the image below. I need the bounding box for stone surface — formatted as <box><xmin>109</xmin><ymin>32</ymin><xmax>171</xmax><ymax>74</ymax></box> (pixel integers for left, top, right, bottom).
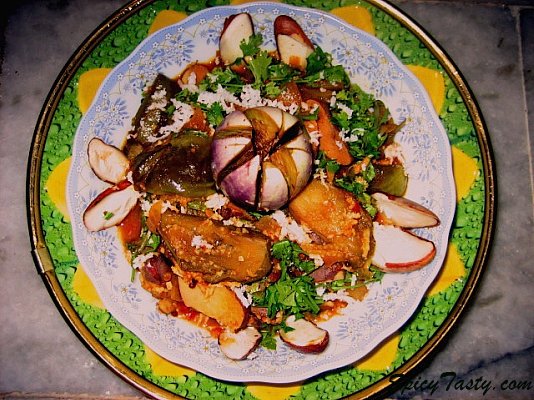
<box><xmin>1</xmin><ymin>0</ymin><xmax>532</xmax><ymax>399</ymax></box>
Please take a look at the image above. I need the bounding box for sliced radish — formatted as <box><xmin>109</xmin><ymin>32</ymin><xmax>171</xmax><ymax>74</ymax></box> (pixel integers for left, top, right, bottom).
<box><xmin>83</xmin><ymin>183</ymin><xmax>140</xmax><ymax>232</ymax></box>
<box><xmin>372</xmin><ymin>222</ymin><xmax>436</xmax><ymax>273</ymax></box>
<box><xmin>87</xmin><ymin>137</ymin><xmax>129</xmax><ymax>184</ymax></box>
<box><xmin>219</xmin><ymin>13</ymin><xmax>254</xmax><ymax>65</ymax></box>
<box><xmin>274</xmin><ymin>15</ymin><xmax>314</xmax><ymax>71</ymax></box>
<box><xmin>276</xmin><ymin>35</ymin><xmax>314</xmax><ymax>71</ymax></box>
<box><xmin>218</xmin><ymin>327</ymin><xmax>262</xmax><ymax>360</ymax></box>
<box><xmin>280</xmin><ymin>315</ymin><xmax>329</xmax><ymax>353</ymax></box>
<box><xmin>372</xmin><ymin>193</ymin><xmax>440</xmax><ymax>228</ymax></box>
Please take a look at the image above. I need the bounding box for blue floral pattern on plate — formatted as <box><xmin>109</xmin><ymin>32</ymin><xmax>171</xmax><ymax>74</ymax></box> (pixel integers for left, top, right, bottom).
<box><xmin>67</xmin><ymin>2</ymin><xmax>455</xmax><ymax>383</ymax></box>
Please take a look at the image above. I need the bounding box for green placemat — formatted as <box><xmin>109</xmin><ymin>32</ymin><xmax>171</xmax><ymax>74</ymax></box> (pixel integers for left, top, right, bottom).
<box><xmin>35</xmin><ymin>0</ymin><xmax>489</xmax><ymax>398</ymax></box>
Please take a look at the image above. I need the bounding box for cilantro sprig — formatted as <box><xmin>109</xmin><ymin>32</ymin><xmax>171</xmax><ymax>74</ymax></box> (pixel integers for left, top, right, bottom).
<box><xmin>248</xmin><ymin>50</ymin><xmax>272</xmax><ymax>89</ymax></box>
<box><xmin>321</xmin><ymin>266</ymin><xmax>385</xmax><ymax>292</ymax></box>
<box><xmin>240</xmin><ymin>33</ymin><xmax>263</xmax><ymax>57</ymax></box>
<box><xmin>335</xmin><ymin>162</ymin><xmax>377</xmax><ymax>217</ymax></box>
<box><xmin>252</xmin><ymin>240</ymin><xmax>322</xmax><ymax>320</ymax></box>
<box><xmin>127</xmin><ymin>214</ymin><xmax>161</xmax><ymax>281</ymax></box>
<box><xmin>332</xmin><ymin>86</ymin><xmax>390</xmax><ymax>160</ymax></box>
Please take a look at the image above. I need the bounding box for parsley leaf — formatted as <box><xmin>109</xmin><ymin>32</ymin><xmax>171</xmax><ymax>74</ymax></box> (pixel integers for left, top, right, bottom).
<box><xmin>306</xmin><ymin>46</ymin><xmax>331</xmax><ymax>75</ymax></box>
<box><xmin>248</xmin><ymin>51</ymin><xmax>272</xmax><ymax>89</ymax></box>
<box><xmin>316</xmin><ymin>151</ymin><xmax>341</xmax><ymax>175</ymax></box>
<box><xmin>240</xmin><ymin>33</ymin><xmax>263</xmax><ymax>57</ymax></box>
<box><xmin>271</xmin><ymin>240</ymin><xmax>316</xmax><ymax>274</ymax></box>
<box><xmin>253</xmin><ymin>241</ymin><xmax>322</xmax><ymax>319</ymax></box>
<box><xmin>204</xmin><ymin>102</ymin><xmax>224</xmax><ymax>127</ymax></box>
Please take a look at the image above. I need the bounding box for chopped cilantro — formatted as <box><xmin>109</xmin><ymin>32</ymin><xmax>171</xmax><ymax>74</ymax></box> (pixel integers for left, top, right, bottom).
<box><xmin>103</xmin><ymin>211</ymin><xmax>114</xmax><ymax>220</ymax></box>
<box><xmin>335</xmin><ymin>163</ymin><xmax>378</xmax><ymax>218</ymax></box>
<box><xmin>306</xmin><ymin>46</ymin><xmax>331</xmax><ymax>75</ymax></box>
<box><xmin>264</xmin><ymin>81</ymin><xmax>282</xmax><ymax>98</ymax></box>
<box><xmin>322</xmin><ymin>266</ymin><xmax>385</xmax><ymax>292</ymax></box>
<box><xmin>248</xmin><ymin>51</ymin><xmax>273</xmax><ymax>89</ymax></box>
<box><xmin>253</xmin><ymin>241</ymin><xmax>322</xmax><ymax>320</ymax></box>
<box><xmin>240</xmin><ymin>33</ymin><xmax>263</xmax><ymax>57</ymax></box>
<box><xmin>329</xmin><ymin>85</ymin><xmax>392</xmax><ymax>161</ymax></box>
<box><xmin>128</xmin><ymin>214</ymin><xmax>161</xmax><ymax>266</ymax></box>
<box><xmin>271</xmin><ymin>240</ymin><xmax>316</xmax><ymax>274</ymax></box>
<box><xmin>199</xmin><ymin>67</ymin><xmax>243</xmax><ymax>93</ymax></box>
<box><xmin>316</xmin><ymin>151</ymin><xmax>341</xmax><ymax>175</ymax></box>
<box><xmin>187</xmin><ymin>199</ymin><xmax>207</xmax><ymax>212</ymax></box>
<box><xmin>298</xmin><ymin>65</ymin><xmax>350</xmax><ymax>87</ymax></box>
<box><xmin>204</xmin><ymin>102</ymin><xmax>224</xmax><ymax>127</ymax></box>
<box><xmin>259</xmin><ymin>322</ymin><xmax>294</xmax><ymax>350</ymax></box>
<box><xmin>268</xmin><ymin>63</ymin><xmax>298</xmax><ymax>83</ymax></box>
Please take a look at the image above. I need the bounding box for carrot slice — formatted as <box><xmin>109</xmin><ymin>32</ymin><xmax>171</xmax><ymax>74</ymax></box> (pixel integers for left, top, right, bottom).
<box><xmin>308</xmin><ymin>100</ymin><xmax>353</xmax><ymax>165</ymax></box>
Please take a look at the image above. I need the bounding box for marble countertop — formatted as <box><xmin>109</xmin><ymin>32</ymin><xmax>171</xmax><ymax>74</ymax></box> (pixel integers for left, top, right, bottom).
<box><xmin>1</xmin><ymin>0</ymin><xmax>532</xmax><ymax>399</ymax></box>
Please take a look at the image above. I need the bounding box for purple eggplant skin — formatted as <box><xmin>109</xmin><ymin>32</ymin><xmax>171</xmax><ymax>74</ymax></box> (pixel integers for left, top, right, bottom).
<box><xmin>141</xmin><ymin>254</ymin><xmax>173</xmax><ymax>284</ymax></box>
<box><xmin>131</xmin><ymin>130</ymin><xmax>215</xmax><ymax>197</ymax></box>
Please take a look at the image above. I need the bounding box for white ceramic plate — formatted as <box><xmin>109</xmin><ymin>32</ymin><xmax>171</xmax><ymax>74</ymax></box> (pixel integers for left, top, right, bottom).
<box><xmin>67</xmin><ymin>2</ymin><xmax>455</xmax><ymax>383</ymax></box>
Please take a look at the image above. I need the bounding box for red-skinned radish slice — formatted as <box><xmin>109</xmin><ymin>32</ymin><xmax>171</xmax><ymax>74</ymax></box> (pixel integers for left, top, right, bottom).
<box><xmin>87</xmin><ymin>137</ymin><xmax>129</xmax><ymax>184</ymax></box>
<box><xmin>274</xmin><ymin>16</ymin><xmax>314</xmax><ymax>71</ymax></box>
<box><xmin>280</xmin><ymin>315</ymin><xmax>329</xmax><ymax>353</ymax></box>
<box><xmin>371</xmin><ymin>222</ymin><xmax>436</xmax><ymax>273</ymax></box>
<box><xmin>83</xmin><ymin>182</ymin><xmax>140</xmax><ymax>232</ymax></box>
<box><xmin>220</xmin><ymin>13</ymin><xmax>254</xmax><ymax>65</ymax></box>
<box><xmin>372</xmin><ymin>193</ymin><xmax>440</xmax><ymax>228</ymax></box>
<box><xmin>218</xmin><ymin>327</ymin><xmax>262</xmax><ymax>360</ymax></box>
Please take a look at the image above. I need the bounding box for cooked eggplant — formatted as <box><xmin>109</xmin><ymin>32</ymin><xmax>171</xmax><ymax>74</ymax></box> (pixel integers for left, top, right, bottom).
<box><xmin>128</xmin><ymin>74</ymin><xmax>181</xmax><ymax>147</ymax></box>
<box><xmin>158</xmin><ymin>211</ymin><xmax>272</xmax><ymax>283</ymax></box>
<box><xmin>369</xmin><ymin>163</ymin><xmax>408</xmax><ymax>196</ymax></box>
<box><xmin>289</xmin><ymin>179</ymin><xmax>374</xmax><ymax>269</ymax></box>
<box><xmin>131</xmin><ymin>130</ymin><xmax>215</xmax><ymax>197</ymax></box>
